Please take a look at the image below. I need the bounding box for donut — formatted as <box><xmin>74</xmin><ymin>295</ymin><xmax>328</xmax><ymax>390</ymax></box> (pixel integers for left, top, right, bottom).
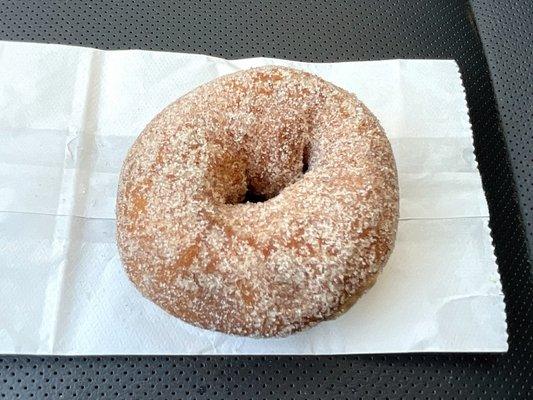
<box><xmin>116</xmin><ymin>66</ymin><xmax>399</xmax><ymax>337</ymax></box>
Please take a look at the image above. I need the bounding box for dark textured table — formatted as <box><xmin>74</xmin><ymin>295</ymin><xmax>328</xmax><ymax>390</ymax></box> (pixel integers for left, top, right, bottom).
<box><xmin>0</xmin><ymin>1</ymin><xmax>531</xmax><ymax>399</ymax></box>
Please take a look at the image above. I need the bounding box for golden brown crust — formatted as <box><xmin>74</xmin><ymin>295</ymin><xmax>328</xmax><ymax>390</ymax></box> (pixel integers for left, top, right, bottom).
<box><xmin>116</xmin><ymin>66</ymin><xmax>399</xmax><ymax>337</ymax></box>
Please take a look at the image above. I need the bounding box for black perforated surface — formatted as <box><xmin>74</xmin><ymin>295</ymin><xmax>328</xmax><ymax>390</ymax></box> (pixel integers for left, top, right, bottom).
<box><xmin>0</xmin><ymin>1</ymin><xmax>531</xmax><ymax>399</ymax></box>
<box><xmin>471</xmin><ymin>0</ymin><xmax>533</xmax><ymax>260</ymax></box>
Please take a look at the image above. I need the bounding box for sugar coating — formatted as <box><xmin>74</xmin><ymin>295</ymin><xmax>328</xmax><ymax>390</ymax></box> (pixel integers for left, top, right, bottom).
<box><xmin>116</xmin><ymin>66</ymin><xmax>399</xmax><ymax>337</ymax></box>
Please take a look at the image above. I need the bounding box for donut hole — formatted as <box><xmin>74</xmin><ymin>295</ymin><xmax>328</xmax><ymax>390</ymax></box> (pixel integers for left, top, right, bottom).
<box><xmin>302</xmin><ymin>161</ymin><xmax>309</xmax><ymax>174</ymax></box>
<box><xmin>242</xmin><ymin>190</ymin><xmax>268</xmax><ymax>204</ymax></box>
<box><xmin>229</xmin><ymin>143</ymin><xmax>312</xmax><ymax>205</ymax></box>
<box><xmin>302</xmin><ymin>143</ymin><xmax>311</xmax><ymax>174</ymax></box>
<box><xmin>232</xmin><ymin>184</ymin><xmax>276</xmax><ymax>205</ymax></box>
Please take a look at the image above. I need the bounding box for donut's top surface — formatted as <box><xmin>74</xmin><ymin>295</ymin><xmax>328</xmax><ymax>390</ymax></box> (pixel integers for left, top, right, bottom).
<box><xmin>116</xmin><ymin>66</ymin><xmax>399</xmax><ymax>337</ymax></box>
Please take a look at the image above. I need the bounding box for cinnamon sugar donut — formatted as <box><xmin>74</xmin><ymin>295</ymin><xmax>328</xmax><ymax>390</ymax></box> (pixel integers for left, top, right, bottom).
<box><xmin>116</xmin><ymin>66</ymin><xmax>399</xmax><ymax>337</ymax></box>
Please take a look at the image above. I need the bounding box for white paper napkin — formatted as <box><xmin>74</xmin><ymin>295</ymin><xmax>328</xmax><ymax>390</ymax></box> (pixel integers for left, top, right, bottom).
<box><xmin>0</xmin><ymin>41</ymin><xmax>507</xmax><ymax>354</ymax></box>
